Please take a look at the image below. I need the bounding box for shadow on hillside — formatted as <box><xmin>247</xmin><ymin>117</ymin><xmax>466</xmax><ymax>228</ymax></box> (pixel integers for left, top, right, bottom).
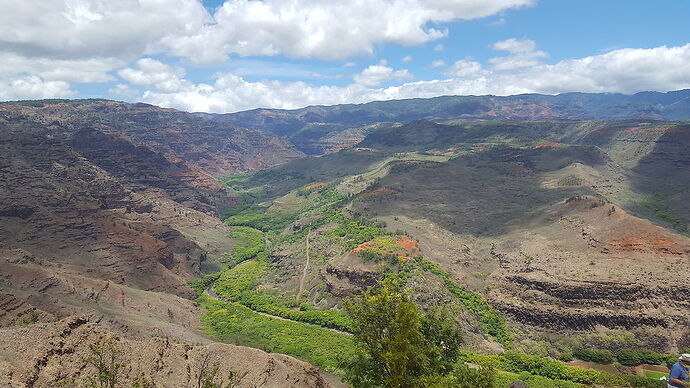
<box><xmin>629</xmin><ymin>123</ymin><xmax>690</xmax><ymax>233</ymax></box>
<box><xmin>354</xmin><ymin>146</ymin><xmax>603</xmax><ymax>237</ymax></box>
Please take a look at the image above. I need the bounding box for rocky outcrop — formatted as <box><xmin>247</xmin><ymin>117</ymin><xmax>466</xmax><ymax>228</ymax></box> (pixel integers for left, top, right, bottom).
<box><xmin>0</xmin><ymin>317</ymin><xmax>332</xmax><ymax>388</ymax></box>
<box><xmin>492</xmin><ymin>293</ymin><xmax>668</xmax><ymax>331</ymax></box>
<box><xmin>323</xmin><ymin>264</ymin><xmax>381</xmax><ymax>296</ymax></box>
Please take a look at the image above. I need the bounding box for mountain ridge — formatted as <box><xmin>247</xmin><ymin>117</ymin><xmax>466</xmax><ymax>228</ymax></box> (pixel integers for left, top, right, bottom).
<box><xmin>201</xmin><ymin>89</ymin><xmax>690</xmax><ymax>154</ymax></box>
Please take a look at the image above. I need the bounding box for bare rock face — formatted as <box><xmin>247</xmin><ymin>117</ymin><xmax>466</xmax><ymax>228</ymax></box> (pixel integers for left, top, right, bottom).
<box><xmin>0</xmin><ymin>317</ymin><xmax>332</xmax><ymax>388</ymax></box>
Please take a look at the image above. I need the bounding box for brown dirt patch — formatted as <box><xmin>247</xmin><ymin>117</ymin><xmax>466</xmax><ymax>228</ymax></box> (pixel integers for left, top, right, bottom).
<box><xmin>352</xmin><ymin>243</ymin><xmax>379</xmax><ymax>254</ymax></box>
<box><xmin>395</xmin><ymin>236</ymin><xmax>419</xmax><ymax>252</ymax></box>
<box><xmin>608</xmin><ymin>236</ymin><xmax>685</xmax><ymax>255</ymax></box>
<box><xmin>361</xmin><ymin>188</ymin><xmax>396</xmax><ymax>198</ymax></box>
<box><xmin>304</xmin><ymin>182</ymin><xmax>330</xmax><ymax>190</ymax></box>
<box><xmin>352</xmin><ymin>236</ymin><xmax>418</xmax><ymax>257</ymax></box>
<box><xmin>638</xmin><ymin>364</ymin><xmax>669</xmax><ymax>373</ymax></box>
<box><xmin>534</xmin><ymin>141</ymin><xmax>560</xmax><ymax>149</ymax></box>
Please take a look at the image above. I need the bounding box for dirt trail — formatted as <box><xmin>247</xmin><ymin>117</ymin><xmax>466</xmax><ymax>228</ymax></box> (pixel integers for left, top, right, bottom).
<box><xmin>296</xmin><ymin>231</ymin><xmax>311</xmax><ymax>303</ymax></box>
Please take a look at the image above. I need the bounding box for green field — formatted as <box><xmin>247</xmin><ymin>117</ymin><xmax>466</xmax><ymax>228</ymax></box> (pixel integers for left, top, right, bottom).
<box><xmin>198</xmin><ymin>294</ymin><xmax>354</xmax><ymax>372</ymax></box>
<box><xmin>643</xmin><ymin>370</ymin><xmax>667</xmax><ymax>380</ymax></box>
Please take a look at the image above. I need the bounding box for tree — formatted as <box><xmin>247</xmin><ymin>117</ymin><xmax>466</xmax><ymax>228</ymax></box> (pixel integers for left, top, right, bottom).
<box><xmin>416</xmin><ymin>363</ymin><xmax>495</xmax><ymax>388</ymax></box>
<box><xmin>84</xmin><ymin>338</ymin><xmax>126</xmax><ymax>388</ymax></box>
<box><xmin>194</xmin><ymin>352</ymin><xmax>249</xmax><ymax>388</ymax></box>
<box><xmin>341</xmin><ymin>280</ymin><xmax>464</xmax><ymax>388</ymax></box>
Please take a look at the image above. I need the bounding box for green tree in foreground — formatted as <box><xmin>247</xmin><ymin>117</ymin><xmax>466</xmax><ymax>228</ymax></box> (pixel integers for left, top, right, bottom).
<box><xmin>341</xmin><ymin>280</ymin><xmax>472</xmax><ymax>387</ymax></box>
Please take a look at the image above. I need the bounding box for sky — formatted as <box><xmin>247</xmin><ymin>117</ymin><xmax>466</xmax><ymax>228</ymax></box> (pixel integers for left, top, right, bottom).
<box><xmin>0</xmin><ymin>0</ymin><xmax>689</xmax><ymax>113</ymax></box>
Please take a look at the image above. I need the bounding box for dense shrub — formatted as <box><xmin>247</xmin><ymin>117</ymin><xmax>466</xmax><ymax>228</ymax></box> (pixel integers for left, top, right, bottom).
<box><xmin>572</xmin><ymin>349</ymin><xmax>615</xmax><ymax>364</ymax></box>
<box><xmin>188</xmin><ymin>272</ymin><xmax>221</xmax><ymax>296</ymax></box>
<box><xmin>198</xmin><ymin>295</ymin><xmax>354</xmax><ymax>372</ymax></box>
<box><xmin>615</xmin><ymin>349</ymin><xmax>676</xmax><ymax>367</ymax></box>
<box><xmin>458</xmin><ymin>351</ymin><xmax>664</xmax><ymax>387</ymax></box>
<box><xmin>358</xmin><ymin>248</ymin><xmax>397</xmax><ymax>263</ymax></box>
<box><xmin>226</xmin><ymin>226</ymin><xmax>265</xmax><ymax>264</ymax></box>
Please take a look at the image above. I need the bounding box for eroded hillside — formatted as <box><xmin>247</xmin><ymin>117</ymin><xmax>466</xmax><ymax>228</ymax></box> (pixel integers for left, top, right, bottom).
<box><xmin>211</xmin><ymin>119</ymin><xmax>690</xmax><ymax>358</ymax></box>
<box><xmin>0</xmin><ymin>100</ymin><xmax>303</xmax><ymax>338</ymax></box>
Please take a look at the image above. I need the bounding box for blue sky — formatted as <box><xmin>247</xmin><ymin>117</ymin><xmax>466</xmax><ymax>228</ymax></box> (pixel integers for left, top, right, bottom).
<box><xmin>1</xmin><ymin>0</ymin><xmax>689</xmax><ymax>112</ymax></box>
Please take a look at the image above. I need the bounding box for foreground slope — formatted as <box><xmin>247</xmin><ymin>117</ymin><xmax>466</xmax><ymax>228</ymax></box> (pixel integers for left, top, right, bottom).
<box><xmin>0</xmin><ymin>316</ymin><xmax>330</xmax><ymax>387</ymax></box>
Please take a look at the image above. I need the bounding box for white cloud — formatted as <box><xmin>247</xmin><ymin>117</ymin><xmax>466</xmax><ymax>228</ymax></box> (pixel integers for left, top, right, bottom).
<box><xmin>353</xmin><ymin>61</ymin><xmax>414</xmax><ymax>87</ymax></box>
<box><xmin>108</xmin><ymin>83</ymin><xmax>140</xmax><ymax>101</ymax></box>
<box><xmin>138</xmin><ymin>43</ymin><xmax>690</xmax><ymax>113</ymax></box>
<box><xmin>0</xmin><ymin>0</ymin><xmax>533</xmax><ymax>64</ymax></box>
<box><xmin>492</xmin><ymin>38</ymin><xmax>537</xmax><ymax>53</ymax></box>
<box><xmin>489</xmin><ymin>38</ymin><xmax>548</xmax><ymax>70</ymax></box>
<box><xmin>0</xmin><ymin>75</ymin><xmax>74</xmax><ymax>100</ymax></box>
<box><xmin>489</xmin><ymin>17</ymin><xmax>506</xmax><ymax>27</ymax></box>
<box><xmin>0</xmin><ymin>0</ymin><xmax>210</xmax><ymax>59</ymax></box>
<box><xmin>118</xmin><ymin>58</ymin><xmax>187</xmax><ymax>93</ymax></box>
<box><xmin>430</xmin><ymin>60</ymin><xmax>446</xmax><ymax>68</ymax></box>
<box><xmin>343</xmin><ymin>62</ymin><xmax>357</xmax><ymax>68</ymax></box>
<box><xmin>442</xmin><ymin>59</ymin><xmax>484</xmax><ymax>77</ymax></box>
<box><xmin>402</xmin><ymin>55</ymin><xmax>413</xmax><ymax>63</ymax></box>
<box><xmin>0</xmin><ymin>53</ymin><xmax>122</xmax><ymax>83</ymax></box>
<box><xmin>0</xmin><ymin>0</ymin><xmax>534</xmax><ymax>101</ymax></box>
<box><xmin>434</xmin><ymin>44</ymin><xmax>445</xmax><ymax>52</ymax></box>
<box><xmin>166</xmin><ymin>0</ymin><xmax>534</xmax><ymax>63</ymax></box>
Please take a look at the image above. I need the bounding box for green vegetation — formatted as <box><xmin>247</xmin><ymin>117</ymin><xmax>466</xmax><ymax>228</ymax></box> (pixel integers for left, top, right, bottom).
<box><xmin>614</xmin><ymin>349</ymin><xmax>677</xmax><ymax>367</ymax></box>
<box><xmin>640</xmin><ymin>193</ymin><xmax>688</xmax><ymax>234</ymax></box>
<box><xmin>416</xmin><ymin>258</ymin><xmax>511</xmax><ymax>346</ymax></box>
<box><xmin>225</xmin><ymin>205</ymin><xmax>296</xmax><ymax>233</ymax></box>
<box><xmin>572</xmin><ymin>349</ymin><xmax>615</xmax><ymax>364</ymax></box>
<box><xmin>359</xmin><ymin>249</ymin><xmax>398</xmax><ymax>263</ymax></box>
<box><xmin>643</xmin><ymin>370</ymin><xmax>667</xmax><ymax>380</ymax></box>
<box><xmin>84</xmin><ymin>338</ymin><xmax>127</xmax><ymax>388</ymax></box>
<box><xmin>210</xmin><ymin>151</ymin><xmax>671</xmax><ymax>387</ymax></box>
<box><xmin>20</xmin><ymin>311</ymin><xmax>40</xmax><ymax>326</ymax></box>
<box><xmin>418</xmin><ymin>363</ymin><xmax>495</xmax><ymax>388</ymax></box>
<box><xmin>567</xmin><ymin>347</ymin><xmax>677</xmax><ymax>368</ymax></box>
<box><xmin>361</xmin><ymin>235</ymin><xmax>405</xmax><ymax>252</ymax></box>
<box><xmin>341</xmin><ymin>280</ymin><xmax>464</xmax><ymax>387</ymax></box>
<box><xmin>210</xmin><ymin>187</ymin><xmax>361</xmax><ymax>332</ymax></box>
<box><xmin>212</xmin><ymin>258</ymin><xmax>353</xmax><ymax>331</ymax></box>
<box><xmin>327</xmin><ymin>217</ymin><xmax>389</xmax><ymax>249</ymax></box>
<box><xmin>223</xmin><ymin>226</ymin><xmax>265</xmax><ymax>265</ymax></box>
<box><xmin>459</xmin><ymin>352</ymin><xmax>665</xmax><ymax>387</ymax></box>
<box><xmin>188</xmin><ymin>272</ymin><xmax>221</xmax><ymax>296</ymax></box>
<box><xmin>198</xmin><ymin>295</ymin><xmax>354</xmax><ymax>372</ymax></box>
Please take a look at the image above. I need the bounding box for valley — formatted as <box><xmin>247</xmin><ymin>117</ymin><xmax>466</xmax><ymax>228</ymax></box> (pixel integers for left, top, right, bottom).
<box><xmin>1</xmin><ymin>95</ymin><xmax>690</xmax><ymax>387</ymax></box>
